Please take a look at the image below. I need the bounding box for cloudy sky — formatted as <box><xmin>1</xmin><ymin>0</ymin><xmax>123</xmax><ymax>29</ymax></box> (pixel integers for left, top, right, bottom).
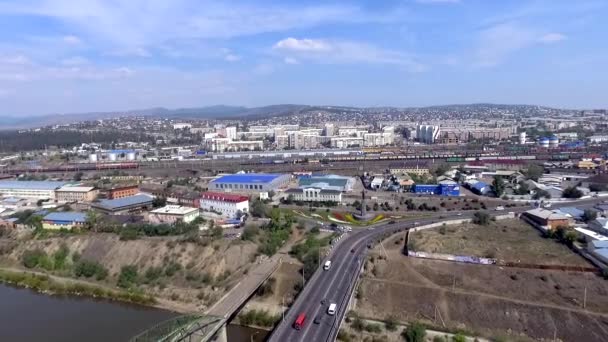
<box><xmin>0</xmin><ymin>0</ymin><xmax>606</xmax><ymax>116</ymax></box>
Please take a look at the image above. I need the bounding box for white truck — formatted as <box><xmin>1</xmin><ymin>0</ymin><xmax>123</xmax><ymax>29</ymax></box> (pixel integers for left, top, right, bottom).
<box><xmin>323</xmin><ymin>260</ymin><xmax>332</xmax><ymax>270</ymax></box>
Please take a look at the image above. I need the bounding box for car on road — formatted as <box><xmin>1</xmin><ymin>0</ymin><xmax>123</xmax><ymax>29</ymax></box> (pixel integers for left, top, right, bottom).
<box><xmin>314</xmin><ymin>315</ymin><xmax>322</xmax><ymax>324</ymax></box>
<box><xmin>389</xmin><ymin>220</ymin><xmax>396</xmax><ymax>224</ymax></box>
<box><xmin>350</xmin><ymin>248</ymin><xmax>355</xmax><ymax>253</ymax></box>
<box><xmin>323</xmin><ymin>260</ymin><xmax>332</xmax><ymax>270</ymax></box>
<box><xmin>293</xmin><ymin>313</ymin><xmax>306</xmax><ymax>330</ymax></box>
<box><xmin>495</xmin><ymin>206</ymin><xmax>505</xmax><ymax>211</ymax></box>
<box><xmin>328</xmin><ymin>303</ymin><xmax>337</xmax><ymax>315</ymax></box>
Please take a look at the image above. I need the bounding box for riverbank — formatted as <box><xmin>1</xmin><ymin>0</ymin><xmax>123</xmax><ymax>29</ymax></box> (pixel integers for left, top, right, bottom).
<box><xmin>0</xmin><ymin>267</ymin><xmax>156</xmax><ymax>306</ymax></box>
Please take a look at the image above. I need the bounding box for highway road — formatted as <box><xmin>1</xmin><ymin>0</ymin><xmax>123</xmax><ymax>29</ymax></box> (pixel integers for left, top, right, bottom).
<box><xmin>268</xmin><ymin>215</ymin><xmax>460</xmax><ymax>342</ymax></box>
<box><xmin>268</xmin><ymin>198</ymin><xmax>606</xmax><ymax>342</ymax></box>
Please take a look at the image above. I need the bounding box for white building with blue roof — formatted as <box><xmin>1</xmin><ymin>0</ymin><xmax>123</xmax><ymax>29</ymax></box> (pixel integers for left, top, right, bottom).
<box><xmin>209</xmin><ymin>173</ymin><xmax>290</xmax><ymax>193</ymax></box>
<box><xmin>42</xmin><ymin>212</ymin><xmax>87</xmax><ymax>230</ymax></box>
<box><xmin>0</xmin><ymin>180</ymin><xmax>68</xmax><ymax>199</ymax></box>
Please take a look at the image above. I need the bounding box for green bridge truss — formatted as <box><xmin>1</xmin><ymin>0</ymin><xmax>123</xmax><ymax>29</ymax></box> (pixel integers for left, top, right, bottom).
<box><xmin>130</xmin><ymin>315</ymin><xmax>226</xmax><ymax>342</ymax></box>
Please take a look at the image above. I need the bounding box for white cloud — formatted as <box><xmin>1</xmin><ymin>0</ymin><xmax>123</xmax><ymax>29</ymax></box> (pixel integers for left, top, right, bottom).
<box><xmin>0</xmin><ymin>1</ymin><xmax>388</xmax><ymax>48</ymax></box>
<box><xmin>108</xmin><ymin>47</ymin><xmax>151</xmax><ymax>58</ymax></box>
<box><xmin>253</xmin><ymin>63</ymin><xmax>275</xmax><ymax>75</ymax></box>
<box><xmin>273</xmin><ymin>37</ymin><xmax>427</xmax><ymax>72</ymax></box>
<box><xmin>274</xmin><ymin>38</ymin><xmax>332</xmax><ymax>52</ymax></box>
<box><xmin>283</xmin><ymin>57</ymin><xmax>299</xmax><ymax>65</ymax></box>
<box><xmin>224</xmin><ymin>54</ymin><xmax>241</xmax><ymax>62</ymax></box>
<box><xmin>63</xmin><ymin>35</ymin><xmax>81</xmax><ymax>44</ymax></box>
<box><xmin>415</xmin><ymin>0</ymin><xmax>460</xmax><ymax>4</ymax></box>
<box><xmin>474</xmin><ymin>24</ymin><xmax>567</xmax><ymax>67</ymax></box>
<box><xmin>0</xmin><ymin>54</ymin><xmax>30</xmax><ymax>65</ymax></box>
<box><xmin>539</xmin><ymin>33</ymin><xmax>567</xmax><ymax>43</ymax></box>
<box><xmin>61</xmin><ymin>56</ymin><xmax>89</xmax><ymax>66</ymax></box>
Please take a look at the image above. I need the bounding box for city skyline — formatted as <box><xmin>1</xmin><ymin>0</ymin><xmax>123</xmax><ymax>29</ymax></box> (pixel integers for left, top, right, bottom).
<box><xmin>1</xmin><ymin>0</ymin><xmax>607</xmax><ymax>116</ymax></box>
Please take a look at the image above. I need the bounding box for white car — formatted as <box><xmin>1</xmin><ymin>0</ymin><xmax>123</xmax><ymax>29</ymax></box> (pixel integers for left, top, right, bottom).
<box><xmin>495</xmin><ymin>206</ymin><xmax>505</xmax><ymax>211</ymax></box>
<box><xmin>328</xmin><ymin>303</ymin><xmax>337</xmax><ymax>315</ymax></box>
<box><xmin>323</xmin><ymin>260</ymin><xmax>332</xmax><ymax>270</ymax></box>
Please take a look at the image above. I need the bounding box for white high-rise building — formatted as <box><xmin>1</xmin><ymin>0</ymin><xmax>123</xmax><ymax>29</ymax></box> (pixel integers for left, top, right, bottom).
<box><xmin>225</xmin><ymin>126</ymin><xmax>237</xmax><ymax>141</ymax></box>
<box><xmin>324</xmin><ymin>123</ymin><xmax>335</xmax><ymax>137</ymax></box>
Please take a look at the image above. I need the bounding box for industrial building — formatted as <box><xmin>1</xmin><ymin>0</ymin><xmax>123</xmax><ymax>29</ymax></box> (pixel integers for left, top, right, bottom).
<box><xmin>55</xmin><ymin>186</ymin><xmax>99</xmax><ymax>202</ymax></box>
<box><xmin>42</xmin><ymin>212</ymin><xmax>87</xmax><ymax>230</ymax></box>
<box><xmin>106</xmin><ymin>185</ymin><xmax>139</xmax><ymax>199</ymax></box>
<box><xmin>285</xmin><ymin>188</ymin><xmax>342</xmax><ymax>203</ymax></box>
<box><xmin>92</xmin><ymin>194</ymin><xmax>154</xmax><ymax>214</ymax></box>
<box><xmin>388</xmin><ymin>163</ymin><xmax>429</xmax><ymax>176</ymax></box>
<box><xmin>209</xmin><ymin>173</ymin><xmax>290</xmax><ymax>193</ymax></box>
<box><xmin>297</xmin><ymin>175</ymin><xmax>354</xmax><ymax>192</ymax></box>
<box><xmin>411</xmin><ymin>183</ymin><xmax>460</xmax><ymax>196</ymax></box>
<box><xmin>0</xmin><ymin>180</ymin><xmax>68</xmax><ymax>199</ymax></box>
<box><xmin>200</xmin><ymin>192</ymin><xmax>249</xmax><ymax>218</ymax></box>
<box><xmin>149</xmin><ymin>205</ymin><xmax>200</xmax><ymax>224</ymax></box>
<box><xmin>522</xmin><ymin>208</ymin><xmax>571</xmax><ymax>230</ymax></box>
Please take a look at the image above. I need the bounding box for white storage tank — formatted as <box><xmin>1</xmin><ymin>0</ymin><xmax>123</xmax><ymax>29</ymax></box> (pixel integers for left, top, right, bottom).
<box><xmin>126</xmin><ymin>152</ymin><xmax>136</xmax><ymax>161</ymax></box>
<box><xmin>89</xmin><ymin>154</ymin><xmax>98</xmax><ymax>163</ymax></box>
<box><xmin>108</xmin><ymin>153</ymin><xmax>117</xmax><ymax>161</ymax></box>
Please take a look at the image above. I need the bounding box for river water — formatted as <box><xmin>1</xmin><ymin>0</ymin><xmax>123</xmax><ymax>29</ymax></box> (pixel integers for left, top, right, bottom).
<box><xmin>0</xmin><ymin>283</ymin><xmax>270</xmax><ymax>342</ymax></box>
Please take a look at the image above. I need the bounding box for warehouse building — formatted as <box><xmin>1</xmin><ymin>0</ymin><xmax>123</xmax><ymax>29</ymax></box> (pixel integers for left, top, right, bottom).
<box><xmin>55</xmin><ymin>186</ymin><xmax>99</xmax><ymax>202</ymax></box>
<box><xmin>0</xmin><ymin>180</ymin><xmax>68</xmax><ymax>199</ymax></box>
<box><xmin>42</xmin><ymin>212</ymin><xmax>87</xmax><ymax>230</ymax></box>
<box><xmin>209</xmin><ymin>173</ymin><xmax>290</xmax><ymax>193</ymax></box>
<box><xmin>298</xmin><ymin>175</ymin><xmax>354</xmax><ymax>192</ymax></box>
<box><xmin>522</xmin><ymin>208</ymin><xmax>571</xmax><ymax>230</ymax></box>
<box><xmin>285</xmin><ymin>188</ymin><xmax>342</xmax><ymax>203</ymax></box>
<box><xmin>411</xmin><ymin>183</ymin><xmax>460</xmax><ymax>196</ymax></box>
<box><xmin>149</xmin><ymin>205</ymin><xmax>200</xmax><ymax>224</ymax></box>
<box><xmin>92</xmin><ymin>194</ymin><xmax>154</xmax><ymax>214</ymax></box>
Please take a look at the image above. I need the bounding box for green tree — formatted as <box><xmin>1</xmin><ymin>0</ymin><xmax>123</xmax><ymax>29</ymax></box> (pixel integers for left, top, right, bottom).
<box><xmin>402</xmin><ymin>322</ymin><xmax>426</xmax><ymax>342</ymax></box>
<box><xmin>563</xmin><ymin>186</ymin><xmax>583</xmax><ymax>199</ymax></box>
<box><xmin>385</xmin><ymin>316</ymin><xmax>398</xmax><ymax>331</ymax></box>
<box><xmin>117</xmin><ymin>265</ymin><xmax>139</xmax><ymax>288</ymax></box>
<box><xmin>85</xmin><ymin>210</ymin><xmax>101</xmax><ymax>233</ymax></box>
<box><xmin>583</xmin><ymin>209</ymin><xmax>597</xmax><ymax>223</ymax></box>
<box><xmin>472</xmin><ymin>211</ymin><xmax>491</xmax><ymax>226</ymax></box>
<box><xmin>250</xmin><ymin>199</ymin><xmax>267</xmax><ymax>218</ymax></box>
<box><xmin>515</xmin><ymin>181</ymin><xmax>529</xmax><ymax>195</ymax></box>
<box><xmin>52</xmin><ymin>244</ymin><xmax>70</xmax><ymax>270</ymax></box>
<box><xmin>492</xmin><ymin>176</ymin><xmax>505</xmax><ymax>197</ymax></box>
<box><xmin>525</xmin><ymin>164</ymin><xmax>544</xmax><ymax>181</ymax></box>
<box><xmin>452</xmin><ymin>334</ymin><xmax>466</xmax><ymax>342</ymax></box>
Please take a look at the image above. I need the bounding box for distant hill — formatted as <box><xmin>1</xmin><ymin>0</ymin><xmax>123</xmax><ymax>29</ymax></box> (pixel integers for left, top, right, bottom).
<box><xmin>0</xmin><ymin>103</ymin><xmax>576</xmax><ymax>129</ymax></box>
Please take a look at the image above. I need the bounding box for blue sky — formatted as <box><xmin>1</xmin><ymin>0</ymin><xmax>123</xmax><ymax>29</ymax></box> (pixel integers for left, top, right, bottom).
<box><xmin>0</xmin><ymin>0</ymin><xmax>606</xmax><ymax>116</ymax></box>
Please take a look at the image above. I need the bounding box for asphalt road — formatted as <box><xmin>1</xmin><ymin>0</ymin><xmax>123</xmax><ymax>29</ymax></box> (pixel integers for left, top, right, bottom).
<box><xmin>268</xmin><ymin>215</ymin><xmax>455</xmax><ymax>342</ymax></box>
<box><xmin>268</xmin><ymin>198</ymin><xmax>606</xmax><ymax>342</ymax></box>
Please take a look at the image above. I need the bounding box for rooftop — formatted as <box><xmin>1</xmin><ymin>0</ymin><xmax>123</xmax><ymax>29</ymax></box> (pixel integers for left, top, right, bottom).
<box><xmin>150</xmin><ymin>205</ymin><xmax>199</xmax><ymax>215</ymax></box>
<box><xmin>43</xmin><ymin>212</ymin><xmax>87</xmax><ymax>223</ymax></box>
<box><xmin>56</xmin><ymin>186</ymin><xmax>96</xmax><ymax>192</ymax></box>
<box><xmin>200</xmin><ymin>192</ymin><xmax>249</xmax><ymax>203</ymax></box>
<box><xmin>94</xmin><ymin>194</ymin><xmax>154</xmax><ymax>210</ymax></box>
<box><xmin>212</xmin><ymin>173</ymin><xmax>285</xmax><ymax>184</ymax></box>
<box><xmin>0</xmin><ymin>180</ymin><xmax>68</xmax><ymax>190</ymax></box>
<box><xmin>525</xmin><ymin>208</ymin><xmax>569</xmax><ymax>221</ymax></box>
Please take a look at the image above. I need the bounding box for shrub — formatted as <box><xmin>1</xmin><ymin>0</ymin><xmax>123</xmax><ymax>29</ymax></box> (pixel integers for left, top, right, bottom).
<box><xmin>144</xmin><ymin>267</ymin><xmax>163</xmax><ymax>283</ymax></box>
<box><xmin>74</xmin><ymin>259</ymin><xmax>108</xmax><ymax>280</ymax></box>
<box><xmin>452</xmin><ymin>334</ymin><xmax>467</xmax><ymax>342</ymax></box>
<box><xmin>164</xmin><ymin>261</ymin><xmax>183</xmax><ymax>277</ymax></box>
<box><xmin>22</xmin><ymin>249</ymin><xmax>48</xmax><ymax>269</ymax></box>
<box><xmin>117</xmin><ymin>265</ymin><xmax>139</xmax><ymax>288</ymax></box>
<box><xmin>402</xmin><ymin>322</ymin><xmax>426</xmax><ymax>342</ymax></box>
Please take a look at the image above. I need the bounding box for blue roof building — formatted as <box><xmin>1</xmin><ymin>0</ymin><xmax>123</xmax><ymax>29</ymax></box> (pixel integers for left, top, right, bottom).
<box><xmin>470</xmin><ymin>181</ymin><xmax>490</xmax><ymax>195</ymax></box>
<box><xmin>554</xmin><ymin>207</ymin><xmax>585</xmax><ymax>220</ymax></box>
<box><xmin>92</xmin><ymin>194</ymin><xmax>154</xmax><ymax>214</ymax></box>
<box><xmin>412</xmin><ymin>183</ymin><xmax>460</xmax><ymax>197</ymax></box>
<box><xmin>42</xmin><ymin>212</ymin><xmax>87</xmax><ymax>230</ymax></box>
<box><xmin>210</xmin><ymin>173</ymin><xmax>290</xmax><ymax>193</ymax></box>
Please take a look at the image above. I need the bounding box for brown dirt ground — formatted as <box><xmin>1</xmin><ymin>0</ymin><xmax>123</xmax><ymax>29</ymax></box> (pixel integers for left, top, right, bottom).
<box><xmin>409</xmin><ymin>219</ymin><xmax>589</xmax><ymax>266</ymax></box>
<box><xmin>2</xmin><ymin>233</ymin><xmax>258</xmax><ymax>313</ymax></box>
<box><xmin>357</xmin><ymin>232</ymin><xmax>608</xmax><ymax>342</ymax></box>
